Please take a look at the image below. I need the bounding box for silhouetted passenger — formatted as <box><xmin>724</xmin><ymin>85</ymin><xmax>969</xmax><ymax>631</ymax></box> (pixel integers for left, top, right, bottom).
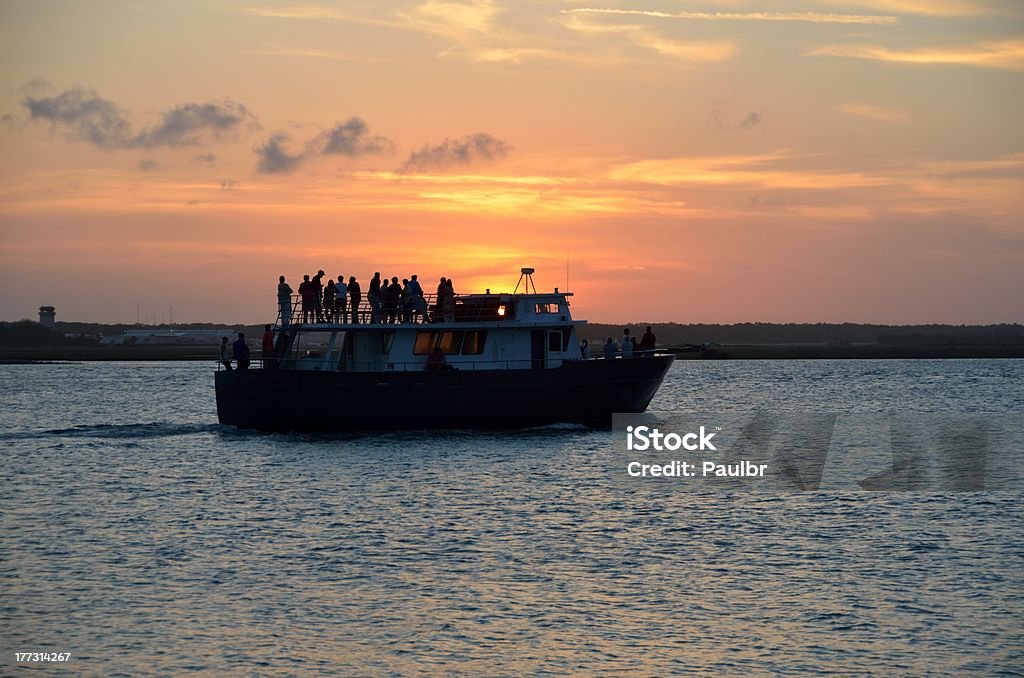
<box><xmin>273</xmin><ymin>331</ymin><xmax>290</xmax><ymax>363</ymax></box>
<box><xmin>385</xmin><ymin>276</ymin><xmax>402</xmax><ymax>324</ymax></box>
<box><xmin>233</xmin><ymin>332</ymin><xmax>250</xmax><ymax>370</ymax></box>
<box><xmin>580</xmin><ymin>339</ymin><xmax>591</xmax><ymax>359</ymax></box>
<box><xmin>219</xmin><ymin>336</ymin><xmax>232</xmax><ymax>370</ymax></box>
<box><xmin>312</xmin><ymin>270</ymin><xmax>326</xmax><ymax>322</ymax></box>
<box><xmin>438</xmin><ymin>277</ymin><xmax>455</xmax><ymax>322</ymax></box>
<box><xmin>277</xmin><ymin>275</ymin><xmax>293</xmax><ymax>327</ymax></box>
<box><xmin>425</xmin><ymin>346</ymin><xmax>451</xmax><ymax>371</ymax></box>
<box><xmin>348</xmin><ymin>276</ymin><xmax>361</xmax><ymax>322</ymax></box>
<box><xmin>261</xmin><ymin>324</ymin><xmax>275</xmax><ymax>368</ymax></box>
<box><xmin>335</xmin><ymin>275</ymin><xmax>348</xmax><ymax>324</ymax></box>
<box><xmin>401</xmin><ymin>278</ymin><xmax>414</xmax><ymax>323</ymax></box>
<box><xmin>603</xmin><ymin>337</ymin><xmax>618</xmax><ymax>359</ymax></box>
<box><xmin>409</xmin><ymin>274</ymin><xmax>427</xmax><ymax>322</ymax></box>
<box><xmin>621</xmin><ymin>329</ymin><xmax>633</xmax><ymax>358</ymax></box>
<box><xmin>639</xmin><ymin>326</ymin><xmax>656</xmax><ymax>357</ymax></box>
<box><xmin>298</xmin><ymin>274</ymin><xmax>315</xmax><ymax>324</ymax></box>
<box><xmin>368</xmin><ymin>272</ymin><xmax>382</xmax><ymax>323</ymax></box>
<box><xmin>324</xmin><ymin>280</ymin><xmax>336</xmax><ymax>323</ymax></box>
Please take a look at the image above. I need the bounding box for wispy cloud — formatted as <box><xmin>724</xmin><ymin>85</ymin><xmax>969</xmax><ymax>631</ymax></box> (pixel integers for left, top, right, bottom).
<box><xmin>561</xmin><ymin>15</ymin><xmax>738</xmax><ymax>62</ymax></box>
<box><xmin>713</xmin><ymin>109</ymin><xmax>763</xmax><ymax>130</ymax></box>
<box><xmin>244</xmin><ymin>47</ymin><xmax>383</xmax><ymax>62</ymax></box>
<box><xmin>840</xmin><ymin>101</ymin><xmax>911</xmax><ymax>122</ymax></box>
<box><xmin>399</xmin><ymin>133</ymin><xmax>510</xmax><ymax>174</ymax></box>
<box><xmin>818</xmin><ymin>0</ymin><xmax>989</xmax><ymax>17</ymax></box>
<box><xmin>807</xmin><ymin>40</ymin><xmax>1024</xmax><ymax>70</ymax></box>
<box><xmin>562</xmin><ymin>8</ymin><xmax>898</xmax><ymax>25</ymax></box>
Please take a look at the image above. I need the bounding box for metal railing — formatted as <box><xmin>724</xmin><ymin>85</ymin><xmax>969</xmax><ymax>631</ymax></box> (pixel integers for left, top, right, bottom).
<box><xmin>216</xmin><ymin>352</ymin><xmax>667</xmax><ymax>372</ymax></box>
<box><xmin>274</xmin><ymin>291</ymin><xmax>546</xmax><ymax>328</ymax></box>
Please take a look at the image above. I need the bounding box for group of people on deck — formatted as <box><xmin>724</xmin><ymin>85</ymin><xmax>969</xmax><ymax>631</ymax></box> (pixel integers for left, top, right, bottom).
<box><xmin>276</xmin><ymin>272</ymin><xmax>456</xmax><ymax>326</ymax></box>
<box><xmin>579</xmin><ymin>326</ymin><xmax>657</xmax><ymax>359</ymax></box>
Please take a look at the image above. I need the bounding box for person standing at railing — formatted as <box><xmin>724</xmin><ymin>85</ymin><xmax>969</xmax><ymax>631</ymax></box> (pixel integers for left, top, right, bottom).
<box><xmin>401</xmin><ymin>278</ymin><xmax>414</xmax><ymax>323</ymax></box>
<box><xmin>298</xmin><ymin>274</ymin><xmax>316</xmax><ymax>324</ymax></box>
<box><xmin>409</xmin><ymin>274</ymin><xmax>427</xmax><ymax>323</ymax></box>
<box><xmin>603</xmin><ymin>337</ymin><xmax>618</xmax><ymax>359</ymax></box>
<box><xmin>580</xmin><ymin>339</ymin><xmax>591</xmax><ymax>359</ymax></box>
<box><xmin>277</xmin><ymin>275</ymin><xmax>293</xmax><ymax>327</ymax></box>
<box><xmin>335</xmin><ymin>275</ymin><xmax>348</xmax><ymax>323</ymax></box>
<box><xmin>621</xmin><ymin>328</ymin><xmax>633</xmax><ymax>358</ymax></box>
<box><xmin>219</xmin><ymin>336</ymin><xmax>232</xmax><ymax>370</ymax></box>
<box><xmin>639</xmin><ymin>326</ymin><xmax>656</xmax><ymax>357</ymax></box>
<box><xmin>348</xmin><ymin>276</ymin><xmax>361</xmax><ymax>323</ymax></box>
<box><xmin>368</xmin><ymin>272</ymin><xmax>382</xmax><ymax>323</ymax></box>
<box><xmin>324</xmin><ymin>279</ymin><xmax>336</xmax><ymax>323</ymax></box>
<box><xmin>312</xmin><ymin>270</ymin><xmax>326</xmax><ymax>323</ymax></box>
<box><xmin>233</xmin><ymin>332</ymin><xmax>250</xmax><ymax>370</ymax></box>
<box><xmin>385</xmin><ymin>276</ymin><xmax>402</xmax><ymax>324</ymax></box>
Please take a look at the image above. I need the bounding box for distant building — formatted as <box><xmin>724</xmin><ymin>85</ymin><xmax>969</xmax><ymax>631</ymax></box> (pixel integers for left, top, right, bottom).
<box><xmin>38</xmin><ymin>306</ymin><xmax>56</xmax><ymax>329</ymax></box>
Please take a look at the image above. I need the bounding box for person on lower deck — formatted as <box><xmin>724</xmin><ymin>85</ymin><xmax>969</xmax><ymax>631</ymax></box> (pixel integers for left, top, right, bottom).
<box><xmin>580</xmin><ymin>339</ymin><xmax>591</xmax><ymax>359</ymax></box>
<box><xmin>603</xmin><ymin>337</ymin><xmax>618</xmax><ymax>359</ymax></box>
<box><xmin>277</xmin><ymin>275</ymin><xmax>292</xmax><ymax>327</ymax></box>
<box><xmin>621</xmin><ymin>328</ymin><xmax>632</xmax><ymax>357</ymax></box>
<box><xmin>639</xmin><ymin>326</ymin><xmax>656</xmax><ymax>357</ymax></box>
<box><xmin>261</xmin><ymin>324</ymin><xmax>275</xmax><ymax>368</ymax></box>
<box><xmin>426</xmin><ymin>346</ymin><xmax>452</xmax><ymax>371</ymax></box>
<box><xmin>233</xmin><ymin>332</ymin><xmax>250</xmax><ymax>370</ymax></box>
<box><xmin>219</xmin><ymin>336</ymin><xmax>232</xmax><ymax>370</ymax></box>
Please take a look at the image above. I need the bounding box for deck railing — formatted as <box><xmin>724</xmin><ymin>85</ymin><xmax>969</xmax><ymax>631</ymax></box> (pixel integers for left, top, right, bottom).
<box><xmin>274</xmin><ymin>291</ymin><xmax>540</xmax><ymax>328</ymax></box>
<box><xmin>217</xmin><ymin>353</ymin><xmax>666</xmax><ymax>371</ymax></box>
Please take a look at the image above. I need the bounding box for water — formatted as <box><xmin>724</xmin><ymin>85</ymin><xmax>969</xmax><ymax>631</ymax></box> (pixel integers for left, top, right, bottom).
<box><xmin>1</xmin><ymin>360</ymin><xmax>1022</xmax><ymax>675</ymax></box>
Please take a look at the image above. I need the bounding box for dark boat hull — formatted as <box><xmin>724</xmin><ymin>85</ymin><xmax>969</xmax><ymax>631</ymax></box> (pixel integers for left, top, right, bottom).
<box><xmin>214</xmin><ymin>356</ymin><xmax>675</xmax><ymax>432</ymax></box>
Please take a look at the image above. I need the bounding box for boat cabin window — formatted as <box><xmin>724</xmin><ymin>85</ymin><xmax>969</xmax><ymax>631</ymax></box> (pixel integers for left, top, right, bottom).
<box><xmin>414</xmin><ymin>331</ymin><xmax>439</xmax><ymax>355</ymax></box>
<box><xmin>439</xmin><ymin>331</ymin><xmax>464</xmax><ymax>354</ymax></box>
<box><xmin>548</xmin><ymin>331</ymin><xmax>563</xmax><ymax>353</ymax></box>
<box><xmin>535</xmin><ymin>303</ymin><xmax>556</xmax><ymax>314</ymax></box>
<box><xmin>462</xmin><ymin>330</ymin><xmax>487</xmax><ymax>355</ymax></box>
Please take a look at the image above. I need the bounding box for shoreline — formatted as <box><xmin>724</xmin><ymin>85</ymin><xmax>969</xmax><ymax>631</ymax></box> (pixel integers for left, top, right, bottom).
<box><xmin>2</xmin><ymin>343</ymin><xmax>1022</xmax><ymax>363</ymax></box>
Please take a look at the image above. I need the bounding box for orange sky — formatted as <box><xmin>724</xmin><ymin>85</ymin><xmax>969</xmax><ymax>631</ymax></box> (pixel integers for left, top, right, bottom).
<box><xmin>1</xmin><ymin>0</ymin><xmax>1022</xmax><ymax>324</ymax></box>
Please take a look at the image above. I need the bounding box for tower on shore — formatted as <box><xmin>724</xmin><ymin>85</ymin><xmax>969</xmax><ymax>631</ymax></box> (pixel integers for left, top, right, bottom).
<box><xmin>38</xmin><ymin>306</ymin><xmax>56</xmax><ymax>328</ymax></box>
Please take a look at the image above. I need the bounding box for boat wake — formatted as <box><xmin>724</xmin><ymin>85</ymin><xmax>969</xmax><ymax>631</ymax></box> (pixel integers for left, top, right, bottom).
<box><xmin>0</xmin><ymin>422</ymin><xmax>225</xmax><ymax>441</ymax></box>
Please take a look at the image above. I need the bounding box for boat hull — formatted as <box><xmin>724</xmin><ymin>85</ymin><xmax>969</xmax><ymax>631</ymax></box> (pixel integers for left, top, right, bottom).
<box><xmin>214</xmin><ymin>355</ymin><xmax>674</xmax><ymax>432</ymax></box>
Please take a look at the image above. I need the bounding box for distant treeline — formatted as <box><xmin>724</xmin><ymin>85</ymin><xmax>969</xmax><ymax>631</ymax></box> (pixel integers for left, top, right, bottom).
<box><xmin>581</xmin><ymin>323</ymin><xmax>1024</xmax><ymax>346</ymax></box>
<box><xmin>0</xmin><ymin>321</ymin><xmax>99</xmax><ymax>347</ymax></box>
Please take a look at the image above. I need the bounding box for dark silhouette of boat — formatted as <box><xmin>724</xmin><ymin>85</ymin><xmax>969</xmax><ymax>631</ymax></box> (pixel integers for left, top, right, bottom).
<box><xmin>215</xmin><ymin>269</ymin><xmax>673</xmax><ymax>431</ymax></box>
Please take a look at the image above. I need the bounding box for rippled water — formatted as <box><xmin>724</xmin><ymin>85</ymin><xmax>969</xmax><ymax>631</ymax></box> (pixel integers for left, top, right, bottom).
<box><xmin>1</xmin><ymin>360</ymin><xmax>1022</xmax><ymax>675</ymax></box>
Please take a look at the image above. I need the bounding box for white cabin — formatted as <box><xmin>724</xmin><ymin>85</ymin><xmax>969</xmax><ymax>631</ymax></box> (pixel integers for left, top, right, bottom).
<box><xmin>278</xmin><ymin>291</ymin><xmax>585</xmax><ymax>373</ymax></box>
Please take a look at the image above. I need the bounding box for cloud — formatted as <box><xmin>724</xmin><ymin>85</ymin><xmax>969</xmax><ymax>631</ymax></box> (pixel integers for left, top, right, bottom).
<box><xmin>308</xmin><ymin>117</ymin><xmax>395</xmax><ymax>157</ymax></box>
<box><xmin>22</xmin><ymin>86</ymin><xmax>255</xmax><ymax>148</ymax></box>
<box><xmin>244</xmin><ymin>47</ymin><xmax>383</xmax><ymax>63</ymax></box>
<box><xmin>398</xmin><ymin>133</ymin><xmax>510</xmax><ymax>173</ymax></box>
<box><xmin>220</xmin><ymin>179</ymin><xmax>240</xmax><ymax>191</ymax></box>
<box><xmin>137</xmin><ymin>158</ymin><xmax>159</xmax><ymax>171</ymax></box>
<box><xmin>255</xmin><ymin>133</ymin><xmax>303</xmax><ymax>173</ymax></box>
<box><xmin>23</xmin><ymin>87</ymin><xmax>134</xmax><ymax>149</ymax></box>
<box><xmin>192</xmin><ymin>152</ymin><xmax>217</xmax><ymax>165</ymax></box>
<box><xmin>562</xmin><ymin>8</ymin><xmax>897</xmax><ymax>25</ymax></box>
<box><xmin>806</xmin><ymin>40</ymin><xmax>1024</xmax><ymax>71</ymax></box>
<box><xmin>560</xmin><ymin>15</ymin><xmax>737</xmax><ymax>63</ymax></box>
<box><xmin>840</xmin><ymin>101</ymin><xmax>911</xmax><ymax>122</ymax></box>
<box><xmin>818</xmin><ymin>0</ymin><xmax>987</xmax><ymax>17</ymax></box>
<box><xmin>134</xmin><ymin>102</ymin><xmax>254</xmax><ymax>147</ymax></box>
<box><xmin>713</xmin><ymin>109</ymin><xmax>763</xmax><ymax>130</ymax></box>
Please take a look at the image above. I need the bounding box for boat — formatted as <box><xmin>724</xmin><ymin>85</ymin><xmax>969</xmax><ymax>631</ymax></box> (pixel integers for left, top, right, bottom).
<box><xmin>215</xmin><ymin>269</ymin><xmax>674</xmax><ymax>431</ymax></box>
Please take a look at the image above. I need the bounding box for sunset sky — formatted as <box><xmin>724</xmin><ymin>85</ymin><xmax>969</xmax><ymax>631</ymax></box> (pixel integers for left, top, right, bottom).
<box><xmin>1</xmin><ymin>0</ymin><xmax>1022</xmax><ymax>324</ymax></box>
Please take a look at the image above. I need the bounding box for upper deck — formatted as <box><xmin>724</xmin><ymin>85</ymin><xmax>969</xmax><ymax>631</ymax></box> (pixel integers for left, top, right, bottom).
<box><xmin>277</xmin><ymin>290</ymin><xmax>581</xmax><ymax>330</ymax></box>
